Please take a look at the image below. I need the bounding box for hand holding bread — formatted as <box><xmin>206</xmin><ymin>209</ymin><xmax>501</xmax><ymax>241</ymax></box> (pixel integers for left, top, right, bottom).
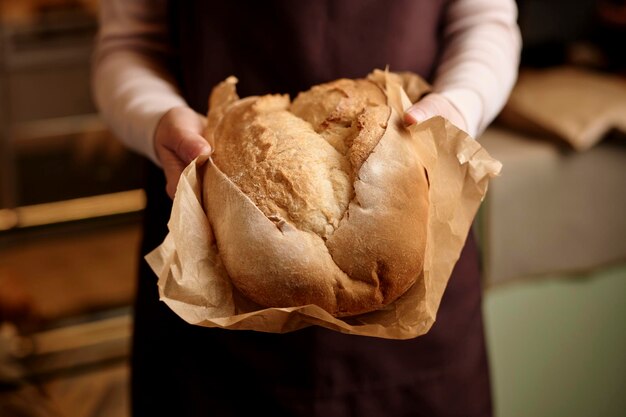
<box><xmin>404</xmin><ymin>93</ymin><xmax>467</xmax><ymax>132</ymax></box>
<box><xmin>154</xmin><ymin>106</ymin><xmax>212</xmax><ymax>198</ymax></box>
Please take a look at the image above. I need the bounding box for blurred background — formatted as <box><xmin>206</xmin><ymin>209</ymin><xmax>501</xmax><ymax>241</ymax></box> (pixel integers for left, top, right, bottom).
<box><xmin>0</xmin><ymin>0</ymin><xmax>624</xmax><ymax>416</ymax></box>
<box><xmin>0</xmin><ymin>1</ymin><xmax>139</xmax><ymax>416</ymax></box>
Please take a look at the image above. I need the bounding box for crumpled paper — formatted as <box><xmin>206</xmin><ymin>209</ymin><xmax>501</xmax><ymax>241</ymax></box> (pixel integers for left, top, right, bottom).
<box><xmin>146</xmin><ymin>69</ymin><xmax>502</xmax><ymax>339</ymax></box>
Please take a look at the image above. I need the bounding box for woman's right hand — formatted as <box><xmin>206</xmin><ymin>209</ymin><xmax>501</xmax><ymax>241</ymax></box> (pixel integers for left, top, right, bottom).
<box><xmin>154</xmin><ymin>106</ymin><xmax>212</xmax><ymax>198</ymax></box>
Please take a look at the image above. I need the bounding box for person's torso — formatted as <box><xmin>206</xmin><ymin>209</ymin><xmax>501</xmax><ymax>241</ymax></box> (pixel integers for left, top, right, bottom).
<box><xmin>168</xmin><ymin>0</ymin><xmax>448</xmax><ymax>113</ymax></box>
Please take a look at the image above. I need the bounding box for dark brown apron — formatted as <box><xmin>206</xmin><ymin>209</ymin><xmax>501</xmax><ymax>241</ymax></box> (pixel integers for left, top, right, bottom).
<box><xmin>132</xmin><ymin>2</ymin><xmax>492</xmax><ymax>416</ymax></box>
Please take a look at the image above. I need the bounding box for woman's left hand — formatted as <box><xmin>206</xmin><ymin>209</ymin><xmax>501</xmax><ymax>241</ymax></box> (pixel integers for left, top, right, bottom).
<box><xmin>404</xmin><ymin>93</ymin><xmax>467</xmax><ymax>132</ymax></box>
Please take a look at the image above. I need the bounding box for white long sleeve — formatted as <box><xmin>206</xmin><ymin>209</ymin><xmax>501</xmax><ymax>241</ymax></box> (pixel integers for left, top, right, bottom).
<box><xmin>92</xmin><ymin>0</ymin><xmax>521</xmax><ymax>162</ymax></box>
<box><xmin>92</xmin><ymin>0</ymin><xmax>185</xmax><ymax>165</ymax></box>
<box><xmin>434</xmin><ymin>0</ymin><xmax>522</xmax><ymax>137</ymax></box>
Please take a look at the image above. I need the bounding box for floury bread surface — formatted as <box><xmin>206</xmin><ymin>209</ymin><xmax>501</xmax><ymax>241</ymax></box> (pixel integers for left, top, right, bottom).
<box><xmin>203</xmin><ymin>75</ymin><xmax>429</xmax><ymax>317</ymax></box>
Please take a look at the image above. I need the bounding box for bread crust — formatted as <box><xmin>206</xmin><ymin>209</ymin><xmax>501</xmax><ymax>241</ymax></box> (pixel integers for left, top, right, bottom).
<box><xmin>203</xmin><ymin>77</ymin><xmax>429</xmax><ymax>317</ymax></box>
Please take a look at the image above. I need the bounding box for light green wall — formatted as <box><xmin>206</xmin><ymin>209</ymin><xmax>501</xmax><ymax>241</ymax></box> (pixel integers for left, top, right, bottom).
<box><xmin>484</xmin><ymin>264</ymin><xmax>626</xmax><ymax>417</ymax></box>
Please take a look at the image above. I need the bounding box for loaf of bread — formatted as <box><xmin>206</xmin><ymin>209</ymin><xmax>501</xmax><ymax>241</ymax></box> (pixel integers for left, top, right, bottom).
<box><xmin>203</xmin><ymin>75</ymin><xmax>429</xmax><ymax>317</ymax></box>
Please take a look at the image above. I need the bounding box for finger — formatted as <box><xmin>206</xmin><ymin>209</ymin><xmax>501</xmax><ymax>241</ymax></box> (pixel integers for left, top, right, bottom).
<box><xmin>404</xmin><ymin>94</ymin><xmax>445</xmax><ymax>125</ymax></box>
<box><xmin>403</xmin><ymin>105</ymin><xmax>428</xmax><ymax>126</ymax></box>
<box><xmin>177</xmin><ymin>132</ymin><xmax>212</xmax><ymax>164</ymax></box>
<box><xmin>163</xmin><ymin>130</ymin><xmax>212</xmax><ymax>165</ymax></box>
<box><xmin>404</xmin><ymin>94</ymin><xmax>448</xmax><ymax>125</ymax></box>
<box><xmin>166</xmin><ymin>179</ymin><xmax>178</xmax><ymax>200</ymax></box>
<box><xmin>160</xmin><ymin>150</ymin><xmax>187</xmax><ymax>199</ymax></box>
<box><xmin>404</xmin><ymin>94</ymin><xmax>467</xmax><ymax>131</ymax></box>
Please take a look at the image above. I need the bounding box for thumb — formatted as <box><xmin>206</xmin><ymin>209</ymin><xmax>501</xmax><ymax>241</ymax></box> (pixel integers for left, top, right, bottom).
<box><xmin>172</xmin><ymin>131</ymin><xmax>212</xmax><ymax>165</ymax></box>
<box><xmin>403</xmin><ymin>93</ymin><xmax>467</xmax><ymax>132</ymax></box>
<box><xmin>404</xmin><ymin>104</ymin><xmax>429</xmax><ymax>126</ymax></box>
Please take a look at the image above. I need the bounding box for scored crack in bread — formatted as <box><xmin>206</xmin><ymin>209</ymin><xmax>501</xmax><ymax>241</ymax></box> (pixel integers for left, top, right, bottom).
<box><xmin>211</xmin><ymin>94</ymin><xmax>353</xmax><ymax>240</ymax></box>
<box><xmin>211</xmin><ymin>79</ymin><xmax>389</xmax><ymax>240</ymax></box>
<box><xmin>289</xmin><ymin>79</ymin><xmax>388</xmax><ymax>179</ymax></box>
<box><xmin>204</xmin><ymin>75</ymin><xmax>429</xmax><ymax>317</ymax></box>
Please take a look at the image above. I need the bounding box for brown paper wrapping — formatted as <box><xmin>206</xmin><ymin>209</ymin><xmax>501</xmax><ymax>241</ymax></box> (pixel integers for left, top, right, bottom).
<box><xmin>146</xmin><ymin>70</ymin><xmax>502</xmax><ymax>339</ymax></box>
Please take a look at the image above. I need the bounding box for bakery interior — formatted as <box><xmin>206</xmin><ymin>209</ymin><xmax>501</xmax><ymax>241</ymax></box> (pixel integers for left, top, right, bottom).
<box><xmin>0</xmin><ymin>0</ymin><xmax>624</xmax><ymax>416</ymax></box>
